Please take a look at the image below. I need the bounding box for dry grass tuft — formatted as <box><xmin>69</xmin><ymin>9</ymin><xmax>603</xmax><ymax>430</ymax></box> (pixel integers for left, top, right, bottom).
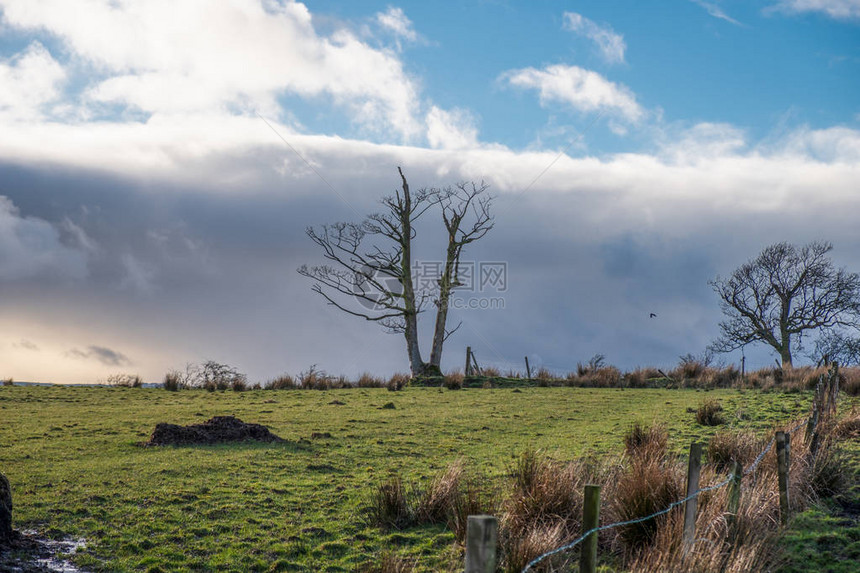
<box><xmin>387</xmin><ymin>372</ymin><xmax>410</xmax><ymax>391</ymax></box>
<box><xmin>610</xmin><ymin>449</ymin><xmax>683</xmax><ymax>552</ymax></box>
<box><xmin>624</xmin><ymin>421</ymin><xmax>669</xmax><ymax>458</ymax></box>
<box><xmin>501</xmin><ymin>522</ymin><xmax>569</xmax><ymax>573</ymax></box>
<box><xmin>443</xmin><ymin>371</ymin><xmax>464</xmax><ymax>390</ymax></box>
<box><xmin>533</xmin><ymin>367</ymin><xmax>555</xmax><ymax>386</ymax></box>
<box><xmin>356</xmin><ymin>372</ymin><xmax>383</xmax><ymax>388</ymax></box>
<box><xmin>696</xmin><ymin>399</ymin><xmax>726</xmax><ymax>426</ymax></box>
<box><xmin>266</xmin><ymin>374</ymin><xmax>297</xmax><ymax>390</ymax></box>
<box><xmin>707</xmin><ymin>430</ymin><xmax>765</xmax><ymax>472</ymax></box>
<box><xmin>365</xmin><ymin>477</ymin><xmax>414</xmax><ymax>530</ymax></box>
<box><xmin>831</xmin><ymin>407</ymin><xmax>860</xmax><ymax>439</ymax></box>
<box><xmin>842</xmin><ymin>367</ymin><xmax>860</xmax><ymax>396</ymax></box>
<box><xmin>416</xmin><ymin>460</ymin><xmax>465</xmax><ymax>525</ymax></box>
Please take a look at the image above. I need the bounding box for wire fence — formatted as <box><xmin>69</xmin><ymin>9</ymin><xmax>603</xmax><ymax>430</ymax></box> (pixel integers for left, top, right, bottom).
<box><xmin>521</xmin><ymin>419</ymin><xmax>808</xmax><ymax>572</ymax></box>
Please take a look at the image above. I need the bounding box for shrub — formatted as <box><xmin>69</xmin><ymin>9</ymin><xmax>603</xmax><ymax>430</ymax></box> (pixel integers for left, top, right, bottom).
<box><xmin>481</xmin><ymin>366</ymin><xmax>501</xmax><ymax>378</ymax></box>
<box><xmin>106</xmin><ymin>373</ymin><xmax>143</xmax><ymax>387</ymax></box>
<box><xmin>189</xmin><ymin>360</ymin><xmax>247</xmax><ymax>392</ymax></box>
<box><xmin>696</xmin><ymin>399</ymin><xmax>725</xmax><ymax>426</ymax></box>
<box><xmin>357</xmin><ymin>372</ymin><xmax>384</xmax><ymax>388</ymax></box>
<box><xmin>163</xmin><ymin>371</ymin><xmax>181</xmax><ymax>391</ymax></box>
<box><xmin>624</xmin><ymin>421</ymin><xmax>668</xmax><ymax>458</ymax></box>
<box><xmin>266</xmin><ymin>374</ymin><xmax>296</xmax><ymax>390</ymax></box>
<box><xmin>577</xmin><ymin>354</ymin><xmax>606</xmax><ymax>376</ymax></box>
<box><xmin>675</xmin><ymin>356</ymin><xmax>705</xmax><ymax>380</ymax></box>
<box><xmin>2</xmin><ymin>378</ymin><xmax>13</xmax><ymax>387</ymax></box>
<box><xmin>298</xmin><ymin>365</ymin><xmax>330</xmax><ymax>390</ymax></box>
<box><xmin>534</xmin><ymin>367</ymin><xmax>555</xmax><ymax>386</ymax></box>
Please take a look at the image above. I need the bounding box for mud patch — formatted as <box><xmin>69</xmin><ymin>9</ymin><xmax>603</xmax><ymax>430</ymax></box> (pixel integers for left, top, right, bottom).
<box><xmin>144</xmin><ymin>415</ymin><xmax>284</xmax><ymax>446</ymax></box>
<box><xmin>0</xmin><ymin>531</ymin><xmax>87</xmax><ymax>573</ymax></box>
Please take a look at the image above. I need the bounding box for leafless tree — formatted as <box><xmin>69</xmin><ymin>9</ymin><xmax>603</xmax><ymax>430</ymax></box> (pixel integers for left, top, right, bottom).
<box><xmin>298</xmin><ymin>168</ymin><xmax>493</xmax><ymax>377</ymax></box>
<box><xmin>709</xmin><ymin>241</ymin><xmax>860</xmax><ymax>367</ymax></box>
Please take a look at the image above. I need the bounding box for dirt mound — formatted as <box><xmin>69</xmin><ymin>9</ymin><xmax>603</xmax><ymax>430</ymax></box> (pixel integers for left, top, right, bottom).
<box><xmin>145</xmin><ymin>416</ymin><xmax>284</xmax><ymax>446</ymax></box>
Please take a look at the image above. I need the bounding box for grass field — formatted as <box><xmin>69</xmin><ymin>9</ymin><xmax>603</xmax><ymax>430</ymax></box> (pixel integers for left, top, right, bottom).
<box><xmin>0</xmin><ymin>385</ymin><xmax>855</xmax><ymax>572</ymax></box>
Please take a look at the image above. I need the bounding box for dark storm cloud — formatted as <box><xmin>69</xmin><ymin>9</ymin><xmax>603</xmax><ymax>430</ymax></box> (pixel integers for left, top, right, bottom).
<box><xmin>67</xmin><ymin>345</ymin><xmax>132</xmax><ymax>366</ymax></box>
<box><xmin>2</xmin><ymin>142</ymin><xmax>860</xmax><ymax>383</ymax></box>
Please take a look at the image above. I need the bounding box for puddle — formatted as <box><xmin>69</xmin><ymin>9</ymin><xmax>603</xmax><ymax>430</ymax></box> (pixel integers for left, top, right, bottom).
<box><xmin>1</xmin><ymin>531</ymin><xmax>89</xmax><ymax>573</ymax></box>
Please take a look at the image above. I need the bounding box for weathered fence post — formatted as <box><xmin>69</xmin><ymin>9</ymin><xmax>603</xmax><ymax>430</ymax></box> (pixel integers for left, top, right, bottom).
<box><xmin>465</xmin><ymin>515</ymin><xmax>497</xmax><ymax>573</ymax></box>
<box><xmin>776</xmin><ymin>431</ymin><xmax>790</xmax><ymax>524</ymax></box>
<box><xmin>726</xmin><ymin>461</ymin><xmax>743</xmax><ymax>538</ymax></box>
<box><xmin>524</xmin><ymin>356</ymin><xmax>531</xmax><ymax>380</ymax></box>
<box><xmin>580</xmin><ymin>485</ymin><xmax>601</xmax><ymax>573</ymax></box>
<box><xmin>465</xmin><ymin>347</ymin><xmax>472</xmax><ymax>377</ymax></box>
<box><xmin>683</xmin><ymin>442</ymin><xmax>703</xmax><ymax>548</ymax></box>
<box><xmin>741</xmin><ymin>355</ymin><xmax>745</xmax><ymax>379</ymax></box>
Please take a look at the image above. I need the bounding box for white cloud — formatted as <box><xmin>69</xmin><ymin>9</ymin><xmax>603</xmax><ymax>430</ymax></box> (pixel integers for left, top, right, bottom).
<box><xmin>690</xmin><ymin>1</ymin><xmax>745</xmax><ymax>26</ymax></box>
<box><xmin>426</xmin><ymin>106</ymin><xmax>479</xmax><ymax>150</ymax></box>
<box><xmin>0</xmin><ymin>41</ymin><xmax>65</xmax><ymax>120</ymax></box>
<box><xmin>376</xmin><ymin>6</ymin><xmax>418</xmax><ymax>43</ymax></box>
<box><xmin>501</xmin><ymin>64</ymin><xmax>644</xmax><ymax>122</ymax></box>
<box><xmin>0</xmin><ymin>0</ymin><xmax>423</xmax><ymax>138</ymax></box>
<box><xmin>770</xmin><ymin>0</ymin><xmax>860</xmax><ymax>19</ymax></box>
<box><xmin>0</xmin><ymin>196</ymin><xmax>88</xmax><ymax>281</ymax></box>
<box><xmin>562</xmin><ymin>12</ymin><xmax>626</xmax><ymax>64</ymax></box>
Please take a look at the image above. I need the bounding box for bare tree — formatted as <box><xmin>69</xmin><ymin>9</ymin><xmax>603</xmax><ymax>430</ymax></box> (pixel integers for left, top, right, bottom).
<box><xmin>298</xmin><ymin>168</ymin><xmax>493</xmax><ymax>377</ymax></box>
<box><xmin>709</xmin><ymin>241</ymin><xmax>860</xmax><ymax>367</ymax></box>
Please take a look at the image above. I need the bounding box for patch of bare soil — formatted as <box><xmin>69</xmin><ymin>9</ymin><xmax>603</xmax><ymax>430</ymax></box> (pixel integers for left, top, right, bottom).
<box><xmin>144</xmin><ymin>415</ymin><xmax>284</xmax><ymax>446</ymax></box>
<box><xmin>0</xmin><ymin>531</ymin><xmax>87</xmax><ymax>572</ymax></box>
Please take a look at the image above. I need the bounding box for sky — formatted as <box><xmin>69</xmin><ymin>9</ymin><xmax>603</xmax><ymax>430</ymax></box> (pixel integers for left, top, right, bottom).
<box><xmin>0</xmin><ymin>0</ymin><xmax>859</xmax><ymax>384</ymax></box>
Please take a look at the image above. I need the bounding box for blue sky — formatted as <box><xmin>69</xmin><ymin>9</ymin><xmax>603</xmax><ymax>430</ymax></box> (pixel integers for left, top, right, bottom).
<box><xmin>292</xmin><ymin>1</ymin><xmax>860</xmax><ymax>151</ymax></box>
<box><xmin>0</xmin><ymin>0</ymin><xmax>859</xmax><ymax>383</ymax></box>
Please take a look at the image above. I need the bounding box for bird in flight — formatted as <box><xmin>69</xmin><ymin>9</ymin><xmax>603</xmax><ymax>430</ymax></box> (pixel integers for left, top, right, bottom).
<box><xmin>649</xmin><ymin>313</ymin><xmax>657</xmax><ymax>318</ymax></box>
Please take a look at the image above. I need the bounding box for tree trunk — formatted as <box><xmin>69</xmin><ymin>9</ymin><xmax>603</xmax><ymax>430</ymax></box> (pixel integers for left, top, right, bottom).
<box><xmin>428</xmin><ymin>241</ymin><xmax>458</xmax><ymax>368</ymax></box>
<box><xmin>397</xmin><ymin>167</ymin><xmax>425</xmax><ymax>377</ymax></box>
<box><xmin>780</xmin><ymin>345</ymin><xmax>793</xmax><ymax>369</ymax></box>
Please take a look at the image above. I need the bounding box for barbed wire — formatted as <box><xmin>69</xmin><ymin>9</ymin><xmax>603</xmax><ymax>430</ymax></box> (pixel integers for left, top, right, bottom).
<box><xmin>521</xmin><ymin>416</ymin><xmax>810</xmax><ymax>572</ymax></box>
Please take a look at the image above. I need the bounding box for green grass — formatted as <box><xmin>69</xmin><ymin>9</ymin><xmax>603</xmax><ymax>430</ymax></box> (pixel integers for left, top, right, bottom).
<box><xmin>0</xmin><ymin>385</ymin><xmax>848</xmax><ymax>572</ymax></box>
<box><xmin>775</xmin><ymin>434</ymin><xmax>860</xmax><ymax>573</ymax></box>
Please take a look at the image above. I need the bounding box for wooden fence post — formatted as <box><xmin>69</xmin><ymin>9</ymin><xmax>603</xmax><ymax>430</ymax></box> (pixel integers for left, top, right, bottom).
<box><xmin>776</xmin><ymin>431</ymin><xmax>790</xmax><ymax>524</ymax></box>
<box><xmin>465</xmin><ymin>515</ymin><xmax>497</xmax><ymax>573</ymax></box>
<box><xmin>524</xmin><ymin>356</ymin><xmax>531</xmax><ymax>380</ymax></box>
<box><xmin>465</xmin><ymin>347</ymin><xmax>472</xmax><ymax>377</ymax></box>
<box><xmin>683</xmin><ymin>442</ymin><xmax>703</xmax><ymax>549</ymax></box>
<box><xmin>726</xmin><ymin>461</ymin><xmax>743</xmax><ymax>538</ymax></box>
<box><xmin>580</xmin><ymin>485</ymin><xmax>601</xmax><ymax>573</ymax></box>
